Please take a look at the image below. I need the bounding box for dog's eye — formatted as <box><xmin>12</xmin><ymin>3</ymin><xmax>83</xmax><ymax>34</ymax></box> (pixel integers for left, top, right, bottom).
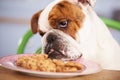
<box><xmin>59</xmin><ymin>20</ymin><xmax>68</xmax><ymax>28</ymax></box>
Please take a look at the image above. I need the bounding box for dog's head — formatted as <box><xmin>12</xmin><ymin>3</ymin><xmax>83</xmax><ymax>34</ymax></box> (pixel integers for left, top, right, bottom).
<box><xmin>31</xmin><ymin>0</ymin><xmax>96</xmax><ymax>60</ymax></box>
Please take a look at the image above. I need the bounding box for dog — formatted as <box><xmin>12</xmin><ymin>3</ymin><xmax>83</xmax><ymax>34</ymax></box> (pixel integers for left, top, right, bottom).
<box><xmin>31</xmin><ymin>0</ymin><xmax>120</xmax><ymax>70</ymax></box>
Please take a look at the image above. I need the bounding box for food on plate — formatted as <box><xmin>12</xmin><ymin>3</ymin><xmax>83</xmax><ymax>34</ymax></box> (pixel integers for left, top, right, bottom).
<box><xmin>16</xmin><ymin>54</ymin><xmax>84</xmax><ymax>72</ymax></box>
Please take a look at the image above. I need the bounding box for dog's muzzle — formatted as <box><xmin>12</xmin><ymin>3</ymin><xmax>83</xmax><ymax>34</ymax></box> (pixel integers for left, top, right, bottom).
<box><xmin>45</xmin><ymin>32</ymin><xmax>68</xmax><ymax>59</ymax></box>
<box><xmin>42</xmin><ymin>29</ymin><xmax>82</xmax><ymax>61</ymax></box>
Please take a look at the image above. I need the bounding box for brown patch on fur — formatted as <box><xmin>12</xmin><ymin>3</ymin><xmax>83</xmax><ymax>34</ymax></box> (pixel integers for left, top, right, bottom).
<box><xmin>31</xmin><ymin>10</ymin><xmax>43</xmax><ymax>34</ymax></box>
<box><xmin>48</xmin><ymin>1</ymin><xmax>85</xmax><ymax>39</ymax></box>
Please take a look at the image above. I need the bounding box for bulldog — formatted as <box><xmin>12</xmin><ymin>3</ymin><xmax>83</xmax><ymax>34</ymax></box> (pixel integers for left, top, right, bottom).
<box><xmin>31</xmin><ymin>0</ymin><xmax>120</xmax><ymax>70</ymax></box>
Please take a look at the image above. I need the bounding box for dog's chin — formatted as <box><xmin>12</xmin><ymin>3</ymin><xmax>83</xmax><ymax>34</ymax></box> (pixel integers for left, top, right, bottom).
<box><xmin>44</xmin><ymin>48</ymin><xmax>82</xmax><ymax>61</ymax></box>
<box><xmin>61</xmin><ymin>54</ymin><xmax>83</xmax><ymax>61</ymax></box>
<box><xmin>46</xmin><ymin>48</ymin><xmax>67</xmax><ymax>59</ymax></box>
<box><xmin>43</xmin><ymin>43</ymin><xmax>82</xmax><ymax>61</ymax></box>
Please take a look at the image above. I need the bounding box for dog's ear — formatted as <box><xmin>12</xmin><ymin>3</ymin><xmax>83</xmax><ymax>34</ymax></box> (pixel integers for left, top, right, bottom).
<box><xmin>31</xmin><ymin>10</ymin><xmax>43</xmax><ymax>34</ymax></box>
<box><xmin>78</xmin><ymin>0</ymin><xmax>96</xmax><ymax>7</ymax></box>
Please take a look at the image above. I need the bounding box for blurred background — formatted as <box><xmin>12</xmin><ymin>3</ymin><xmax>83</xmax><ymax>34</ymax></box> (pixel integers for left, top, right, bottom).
<box><xmin>0</xmin><ymin>0</ymin><xmax>120</xmax><ymax>57</ymax></box>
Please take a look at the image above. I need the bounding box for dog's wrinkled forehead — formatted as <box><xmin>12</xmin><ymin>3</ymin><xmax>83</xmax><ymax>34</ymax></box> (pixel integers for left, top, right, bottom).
<box><xmin>38</xmin><ymin>0</ymin><xmax>85</xmax><ymax>39</ymax></box>
<box><xmin>38</xmin><ymin>0</ymin><xmax>62</xmax><ymax>32</ymax></box>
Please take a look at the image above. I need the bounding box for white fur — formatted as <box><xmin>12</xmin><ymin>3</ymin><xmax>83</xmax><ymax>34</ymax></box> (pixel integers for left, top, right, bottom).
<box><xmin>79</xmin><ymin>6</ymin><xmax>120</xmax><ymax>70</ymax></box>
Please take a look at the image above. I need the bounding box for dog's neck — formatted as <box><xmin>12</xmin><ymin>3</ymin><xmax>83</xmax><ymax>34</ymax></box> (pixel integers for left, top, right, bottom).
<box><xmin>78</xmin><ymin>6</ymin><xmax>98</xmax><ymax>60</ymax></box>
<box><xmin>78</xmin><ymin>6</ymin><xmax>120</xmax><ymax>70</ymax></box>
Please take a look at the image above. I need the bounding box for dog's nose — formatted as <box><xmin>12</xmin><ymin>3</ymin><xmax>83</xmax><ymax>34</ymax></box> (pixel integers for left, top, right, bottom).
<box><xmin>46</xmin><ymin>33</ymin><xmax>58</xmax><ymax>43</ymax></box>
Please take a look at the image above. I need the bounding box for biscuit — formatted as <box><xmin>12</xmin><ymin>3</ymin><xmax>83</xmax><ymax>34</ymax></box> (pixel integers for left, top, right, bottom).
<box><xmin>16</xmin><ymin>54</ymin><xmax>84</xmax><ymax>72</ymax></box>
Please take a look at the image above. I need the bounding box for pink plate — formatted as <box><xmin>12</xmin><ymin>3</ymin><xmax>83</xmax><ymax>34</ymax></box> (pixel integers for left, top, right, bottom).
<box><xmin>0</xmin><ymin>54</ymin><xmax>102</xmax><ymax>78</ymax></box>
